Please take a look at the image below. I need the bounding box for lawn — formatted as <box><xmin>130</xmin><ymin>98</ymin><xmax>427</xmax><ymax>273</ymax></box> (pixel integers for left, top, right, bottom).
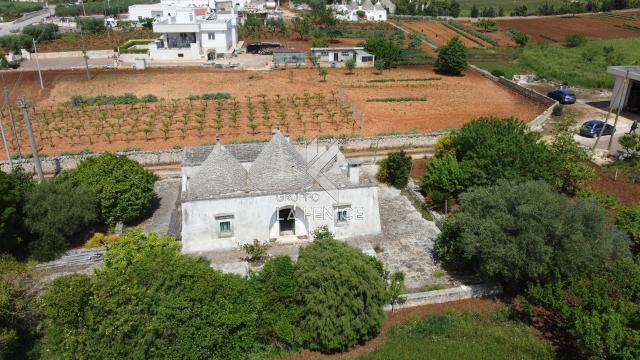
<box><xmin>358</xmin><ymin>310</ymin><xmax>553</xmax><ymax>360</ymax></box>
<box><xmin>470</xmin><ymin>38</ymin><xmax>640</xmax><ymax>88</ymax></box>
<box><xmin>456</xmin><ymin>0</ymin><xmax>563</xmax><ymax>16</ymax></box>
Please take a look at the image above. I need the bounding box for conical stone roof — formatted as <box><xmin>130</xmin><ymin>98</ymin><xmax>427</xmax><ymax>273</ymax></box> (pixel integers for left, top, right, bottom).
<box><xmin>187</xmin><ymin>142</ymin><xmax>248</xmax><ymax>199</ymax></box>
<box><xmin>247</xmin><ymin>130</ymin><xmax>314</xmax><ymax>192</ymax></box>
<box><xmin>361</xmin><ymin>0</ymin><xmax>375</xmax><ymax>10</ymax></box>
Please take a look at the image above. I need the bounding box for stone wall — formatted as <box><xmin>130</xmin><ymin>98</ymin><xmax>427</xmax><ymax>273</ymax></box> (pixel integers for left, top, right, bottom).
<box><xmin>0</xmin><ymin>134</ymin><xmax>441</xmax><ymax>176</ymax></box>
<box><xmin>469</xmin><ymin>65</ymin><xmax>558</xmax><ymax>130</ymax></box>
<box><xmin>384</xmin><ymin>284</ymin><xmax>503</xmax><ymax>311</ymax></box>
<box><xmin>35</xmin><ymin>50</ymin><xmax>116</xmax><ymax>60</ymax></box>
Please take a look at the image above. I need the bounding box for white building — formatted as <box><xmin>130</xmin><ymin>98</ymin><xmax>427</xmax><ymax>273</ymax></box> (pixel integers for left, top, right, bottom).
<box><xmin>608</xmin><ymin>66</ymin><xmax>640</xmax><ymax>113</ymax></box>
<box><xmin>334</xmin><ymin>0</ymin><xmax>387</xmax><ymax>22</ymax></box>
<box><xmin>310</xmin><ymin>47</ymin><xmax>375</xmax><ymax>68</ymax></box>
<box><xmin>179</xmin><ymin>130</ymin><xmax>382</xmax><ymax>253</ymax></box>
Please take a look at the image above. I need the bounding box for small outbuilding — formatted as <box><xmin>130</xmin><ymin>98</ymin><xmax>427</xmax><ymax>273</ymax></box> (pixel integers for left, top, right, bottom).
<box><xmin>310</xmin><ymin>47</ymin><xmax>375</xmax><ymax>68</ymax></box>
<box><xmin>272</xmin><ymin>48</ymin><xmax>306</xmax><ymax>66</ymax></box>
<box><xmin>608</xmin><ymin>66</ymin><xmax>640</xmax><ymax>113</ymax></box>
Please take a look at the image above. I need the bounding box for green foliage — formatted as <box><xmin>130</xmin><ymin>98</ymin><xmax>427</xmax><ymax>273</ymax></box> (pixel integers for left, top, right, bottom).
<box><xmin>318</xmin><ymin>67</ymin><xmax>328</xmax><ymax>81</ymax></box>
<box><xmin>525</xmin><ymin>256</ymin><xmax>640</xmax><ymax>359</ymax></box>
<box><xmin>0</xmin><ymin>255</ymin><xmax>37</xmax><ymax>359</ymax></box>
<box><xmin>186</xmin><ymin>92</ymin><xmax>231</xmax><ymax>100</ymax></box>
<box><xmin>40</xmin><ymin>229</ymin><xmax>260</xmax><ymax>359</ymax></box>
<box><xmin>576</xmin><ymin>189</ymin><xmax>618</xmax><ymax>209</ymax></box>
<box><xmin>24</xmin><ymin>179</ymin><xmax>98</xmax><ymax>261</ymax></box>
<box><xmin>435</xmin><ymin>36</ymin><xmax>468</xmax><ymax>75</ymax></box>
<box><xmin>345</xmin><ymin>58</ymin><xmax>356</xmax><ymax>73</ymax></box>
<box><xmin>421</xmin><ymin>153</ymin><xmax>464</xmax><ymax>197</ymax></box>
<box><xmin>241</xmin><ymin>239</ymin><xmax>271</xmax><ymax>263</ymax></box>
<box><xmin>366</xmin><ymin>97</ymin><xmax>426</xmax><ymax>102</ymax></box>
<box><xmin>71</xmin><ymin>153</ymin><xmax>158</xmax><ymax>225</ymax></box>
<box><xmin>116</xmin><ymin>39</ymin><xmax>152</xmax><ymax>54</ymax></box>
<box><xmin>76</xmin><ymin>17</ymin><xmax>105</xmax><ymax>33</ymax></box>
<box><xmin>565</xmin><ymin>33</ymin><xmax>587</xmax><ymax>47</ymax></box>
<box><xmin>22</xmin><ymin>23</ymin><xmax>58</xmax><ymax>42</ymax></box>
<box><xmin>490</xmin><ymin>69</ymin><xmax>505</xmax><ymax>77</ymax></box>
<box><xmin>311</xmin><ymin>37</ymin><xmax>330</xmax><ymax>48</ymax></box>
<box><xmin>476</xmin><ymin>19</ymin><xmax>496</xmax><ymax>31</ymax></box>
<box><xmin>364</xmin><ymin>34</ymin><xmax>403</xmax><ymax>69</ymax></box>
<box><xmin>377</xmin><ymin>150</ymin><xmax>412</xmax><ymax>189</ymax></box>
<box><xmin>54</xmin><ymin>0</ymin><xmax>156</xmax><ymax>16</ymax></box>
<box><xmin>507</xmin><ymin>28</ymin><xmax>529</xmax><ymax>46</ymax></box>
<box><xmin>548</xmin><ymin>115</ymin><xmax>595</xmax><ymax>195</ymax></box>
<box><xmin>0</xmin><ymin>1</ymin><xmax>42</xmax><ymax>21</ymax></box>
<box><xmin>292</xmin><ymin>16</ymin><xmax>311</xmax><ymax>40</ymax></box>
<box><xmin>251</xmin><ymin>256</ymin><xmax>304</xmax><ymax>351</ymax></box>
<box><xmin>0</xmin><ymin>167</ymin><xmax>33</xmax><ymax>255</ymax></box>
<box><xmin>69</xmin><ymin>93</ymin><xmax>157</xmax><ymax>106</ymax></box>
<box><xmin>296</xmin><ymin>230</ymin><xmax>387</xmax><ymax>353</ymax></box>
<box><xmin>0</xmin><ymin>34</ymin><xmax>33</xmax><ymax>53</ymax></box>
<box><xmin>359</xmin><ymin>310</ymin><xmax>553</xmax><ymax>360</ymax></box>
<box><xmin>446</xmin><ymin>20</ymin><xmax>499</xmax><ymax>46</ymax></box>
<box><xmin>388</xmin><ymin>272</ymin><xmax>406</xmax><ymax>312</ymax></box>
<box><xmin>451</xmin><ymin>117</ymin><xmax>558</xmax><ymax>191</ymax></box>
<box><xmin>619</xmin><ymin>134</ymin><xmax>640</xmax><ymax>156</ymax></box>
<box><xmin>616</xmin><ymin>206</ymin><xmax>640</xmax><ymax>249</ymax></box>
<box><xmin>437</xmin><ymin>180</ymin><xmax>630</xmax><ymax>288</ymax></box>
<box><xmin>552</xmin><ymin>104</ymin><xmax>563</xmax><ymax>116</ymax></box>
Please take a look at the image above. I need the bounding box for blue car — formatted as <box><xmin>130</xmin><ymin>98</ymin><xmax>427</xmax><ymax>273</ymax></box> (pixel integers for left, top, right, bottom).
<box><xmin>580</xmin><ymin>120</ymin><xmax>616</xmax><ymax>138</ymax></box>
<box><xmin>548</xmin><ymin>89</ymin><xmax>576</xmax><ymax>104</ymax></box>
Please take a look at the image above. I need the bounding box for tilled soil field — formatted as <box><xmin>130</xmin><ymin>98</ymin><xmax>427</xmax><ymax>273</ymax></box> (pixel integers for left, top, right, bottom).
<box><xmin>399</xmin><ymin>20</ymin><xmax>486</xmax><ymax>48</ymax></box>
<box><xmin>0</xmin><ymin>66</ymin><xmax>546</xmax><ymax>158</ymax></box>
<box><xmin>497</xmin><ymin>12</ymin><xmax>640</xmax><ymax>43</ymax></box>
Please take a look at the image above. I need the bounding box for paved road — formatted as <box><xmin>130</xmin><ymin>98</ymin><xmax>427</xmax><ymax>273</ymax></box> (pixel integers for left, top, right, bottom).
<box><xmin>0</xmin><ymin>6</ymin><xmax>54</xmax><ymax>37</ymax></box>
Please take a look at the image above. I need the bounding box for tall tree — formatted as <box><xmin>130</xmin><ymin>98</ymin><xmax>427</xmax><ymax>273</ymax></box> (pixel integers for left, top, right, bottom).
<box><xmin>435</xmin><ymin>36</ymin><xmax>468</xmax><ymax>75</ymax></box>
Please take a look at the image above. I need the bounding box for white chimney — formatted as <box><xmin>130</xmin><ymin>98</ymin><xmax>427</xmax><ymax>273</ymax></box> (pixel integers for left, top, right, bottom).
<box><xmin>347</xmin><ymin>160</ymin><xmax>361</xmax><ymax>184</ymax></box>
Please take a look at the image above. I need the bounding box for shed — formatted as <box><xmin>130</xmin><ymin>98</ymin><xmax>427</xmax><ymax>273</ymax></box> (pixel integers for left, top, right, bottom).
<box><xmin>272</xmin><ymin>48</ymin><xmax>306</xmax><ymax>65</ymax></box>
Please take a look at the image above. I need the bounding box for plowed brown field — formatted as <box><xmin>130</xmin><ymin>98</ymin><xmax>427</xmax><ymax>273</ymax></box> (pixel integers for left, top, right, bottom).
<box><xmin>497</xmin><ymin>13</ymin><xmax>640</xmax><ymax>43</ymax></box>
<box><xmin>400</xmin><ymin>20</ymin><xmax>487</xmax><ymax>48</ymax></box>
<box><xmin>0</xmin><ymin>66</ymin><xmax>545</xmax><ymax>158</ymax></box>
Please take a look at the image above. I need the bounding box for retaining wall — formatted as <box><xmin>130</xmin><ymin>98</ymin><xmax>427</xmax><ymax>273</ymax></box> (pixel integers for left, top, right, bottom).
<box><xmin>469</xmin><ymin>64</ymin><xmax>558</xmax><ymax>130</ymax></box>
<box><xmin>384</xmin><ymin>284</ymin><xmax>503</xmax><ymax>311</ymax></box>
<box><xmin>12</xmin><ymin>8</ymin><xmax>49</xmax><ymax>24</ymax></box>
<box><xmin>36</xmin><ymin>49</ymin><xmax>116</xmax><ymax>59</ymax></box>
<box><xmin>0</xmin><ymin>133</ymin><xmax>442</xmax><ymax>176</ymax></box>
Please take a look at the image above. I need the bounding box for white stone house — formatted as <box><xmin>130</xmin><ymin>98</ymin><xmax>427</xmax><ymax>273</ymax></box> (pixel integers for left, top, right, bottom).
<box><xmin>334</xmin><ymin>0</ymin><xmax>387</xmax><ymax>21</ymax></box>
<box><xmin>310</xmin><ymin>47</ymin><xmax>375</xmax><ymax>68</ymax></box>
<box><xmin>147</xmin><ymin>7</ymin><xmax>238</xmax><ymax>60</ymax></box>
<box><xmin>180</xmin><ymin>130</ymin><xmax>382</xmax><ymax>253</ymax></box>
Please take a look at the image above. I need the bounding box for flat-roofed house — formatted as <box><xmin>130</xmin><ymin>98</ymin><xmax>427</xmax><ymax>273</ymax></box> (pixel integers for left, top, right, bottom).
<box><xmin>310</xmin><ymin>47</ymin><xmax>375</xmax><ymax>68</ymax></box>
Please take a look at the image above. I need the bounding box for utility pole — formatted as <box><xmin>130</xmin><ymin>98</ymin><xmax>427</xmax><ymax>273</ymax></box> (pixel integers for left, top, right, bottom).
<box><xmin>19</xmin><ymin>97</ymin><xmax>43</xmax><ymax>182</ymax></box>
<box><xmin>608</xmin><ymin>70</ymin><xmax>631</xmax><ymax>151</ymax></box>
<box><xmin>1</xmin><ymin>73</ymin><xmax>21</xmax><ymax>159</ymax></box>
<box><xmin>0</xmin><ymin>112</ymin><xmax>13</xmax><ymax>169</ymax></box>
<box><xmin>32</xmin><ymin>38</ymin><xmax>44</xmax><ymax>89</ymax></box>
<box><xmin>80</xmin><ymin>29</ymin><xmax>91</xmax><ymax>80</ymax></box>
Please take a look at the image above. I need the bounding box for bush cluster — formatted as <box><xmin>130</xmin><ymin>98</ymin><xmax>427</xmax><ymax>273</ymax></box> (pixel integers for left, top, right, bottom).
<box><xmin>38</xmin><ymin>227</ymin><xmax>389</xmax><ymax>357</ymax></box>
<box><xmin>69</xmin><ymin>93</ymin><xmax>158</xmax><ymax>106</ymax></box>
<box><xmin>446</xmin><ymin>20</ymin><xmax>499</xmax><ymax>47</ymax></box>
<box><xmin>186</xmin><ymin>92</ymin><xmax>232</xmax><ymax>101</ymax></box>
<box><xmin>0</xmin><ymin>1</ymin><xmax>43</xmax><ymax>21</ymax></box>
<box><xmin>54</xmin><ymin>0</ymin><xmax>156</xmax><ymax>17</ymax></box>
<box><xmin>435</xmin><ymin>36</ymin><xmax>468</xmax><ymax>75</ymax></box>
<box><xmin>377</xmin><ymin>150</ymin><xmax>412</xmax><ymax>189</ymax></box>
<box><xmin>116</xmin><ymin>39</ymin><xmax>152</xmax><ymax>54</ymax></box>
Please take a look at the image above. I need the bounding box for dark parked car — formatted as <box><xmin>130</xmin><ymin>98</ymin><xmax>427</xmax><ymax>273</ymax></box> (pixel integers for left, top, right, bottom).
<box><xmin>547</xmin><ymin>89</ymin><xmax>576</xmax><ymax>104</ymax></box>
<box><xmin>580</xmin><ymin>120</ymin><xmax>616</xmax><ymax>138</ymax></box>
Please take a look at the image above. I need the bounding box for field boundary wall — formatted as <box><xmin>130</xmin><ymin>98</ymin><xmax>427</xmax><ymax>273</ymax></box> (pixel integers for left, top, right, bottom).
<box><xmin>384</xmin><ymin>284</ymin><xmax>503</xmax><ymax>311</ymax></box>
<box><xmin>0</xmin><ymin>132</ymin><xmax>446</xmax><ymax>175</ymax></box>
<box><xmin>469</xmin><ymin>64</ymin><xmax>558</xmax><ymax>130</ymax></box>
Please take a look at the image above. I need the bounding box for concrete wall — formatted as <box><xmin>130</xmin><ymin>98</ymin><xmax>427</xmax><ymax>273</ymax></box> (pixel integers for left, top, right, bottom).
<box><xmin>36</xmin><ymin>49</ymin><xmax>115</xmax><ymax>59</ymax></box>
<box><xmin>469</xmin><ymin>64</ymin><xmax>557</xmax><ymax>130</ymax></box>
<box><xmin>384</xmin><ymin>284</ymin><xmax>503</xmax><ymax>311</ymax></box>
<box><xmin>181</xmin><ymin>186</ymin><xmax>381</xmax><ymax>252</ymax></box>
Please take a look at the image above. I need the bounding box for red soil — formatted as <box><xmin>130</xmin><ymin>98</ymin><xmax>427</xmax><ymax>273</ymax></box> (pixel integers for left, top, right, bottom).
<box><xmin>588</xmin><ymin>164</ymin><xmax>640</xmax><ymax>207</ymax></box>
<box><xmin>285</xmin><ymin>298</ymin><xmax>504</xmax><ymax>360</ymax></box>
<box><xmin>0</xmin><ymin>66</ymin><xmax>545</xmax><ymax>158</ymax></box>
<box><xmin>497</xmin><ymin>13</ymin><xmax>640</xmax><ymax>43</ymax></box>
<box><xmin>400</xmin><ymin>20</ymin><xmax>486</xmax><ymax>48</ymax></box>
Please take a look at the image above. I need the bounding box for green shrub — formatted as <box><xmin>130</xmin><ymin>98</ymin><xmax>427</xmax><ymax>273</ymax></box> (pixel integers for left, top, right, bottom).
<box><xmin>24</xmin><ymin>179</ymin><xmax>98</xmax><ymax>261</ymax></box>
<box><xmin>619</xmin><ymin>134</ymin><xmax>640</xmax><ymax>155</ymax></box>
<box><xmin>69</xmin><ymin>93</ymin><xmax>158</xmax><ymax>106</ymax></box>
<box><xmin>0</xmin><ymin>170</ymin><xmax>28</xmax><ymax>254</ymax></box>
<box><xmin>420</xmin><ymin>153</ymin><xmax>463</xmax><ymax>197</ymax></box>
<box><xmin>507</xmin><ymin>28</ymin><xmax>529</xmax><ymax>46</ymax></box>
<box><xmin>186</xmin><ymin>92</ymin><xmax>231</xmax><ymax>100</ymax></box>
<box><xmin>616</xmin><ymin>206</ymin><xmax>640</xmax><ymax>248</ymax></box>
<box><xmin>345</xmin><ymin>58</ymin><xmax>356</xmax><ymax>73</ymax></box>
<box><xmin>39</xmin><ymin>229</ymin><xmax>260</xmax><ymax>359</ymax></box>
<box><xmin>22</xmin><ymin>23</ymin><xmax>58</xmax><ymax>42</ymax></box>
<box><xmin>476</xmin><ymin>19</ymin><xmax>497</xmax><ymax>32</ymax></box>
<box><xmin>377</xmin><ymin>150</ymin><xmax>412</xmax><ymax>189</ymax></box>
<box><xmin>0</xmin><ymin>255</ymin><xmax>37</xmax><ymax>359</ymax></box>
<box><xmin>0</xmin><ymin>34</ymin><xmax>33</xmax><ymax>53</ymax></box>
<box><xmin>296</xmin><ymin>227</ymin><xmax>387</xmax><ymax>353</ymax></box>
<box><xmin>552</xmin><ymin>104</ymin><xmax>563</xmax><ymax>116</ymax></box>
<box><xmin>525</xmin><ymin>256</ymin><xmax>640</xmax><ymax>359</ymax></box>
<box><xmin>437</xmin><ymin>180</ymin><xmax>630</xmax><ymax>288</ymax></box>
<box><xmin>364</xmin><ymin>34</ymin><xmax>403</xmax><ymax>69</ymax></box>
<box><xmin>71</xmin><ymin>153</ymin><xmax>158</xmax><ymax>225</ymax></box>
<box><xmin>490</xmin><ymin>69</ymin><xmax>505</xmax><ymax>77</ymax></box>
<box><xmin>241</xmin><ymin>239</ymin><xmax>271</xmax><ymax>263</ymax></box>
<box><xmin>76</xmin><ymin>16</ymin><xmax>105</xmax><ymax>33</ymax></box>
<box><xmin>311</xmin><ymin>37</ymin><xmax>330</xmax><ymax>48</ymax></box>
<box><xmin>565</xmin><ymin>33</ymin><xmax>586</xmax><ymax>47</ymax></box>
<box><xmin>251</xmin><ymin>256</ymin><xmax>304</xmax><ymax>350</ymax></box>
<box><xmin>576</xmin><ymin>189</ymin><xmax>618</xmax><ymax>209</ymax></box>
<box><xmin>436</xmin><ymin>36</ymin><xmax>468</xmax><ymax>75</ymax></box>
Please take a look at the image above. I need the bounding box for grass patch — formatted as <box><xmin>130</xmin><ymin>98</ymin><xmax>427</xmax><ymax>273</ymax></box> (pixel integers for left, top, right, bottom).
<box><xmin>366</xmin><ymin>97</ymin><xmax>427</xmax><ymax>102</ymax></box>
<box><xmin>433</xmin><ymin>270</ymin><xmax>446</xmax><ymax>278</ymax></box>
<box><xmin>367</xmin><ymin>77</ymin><xmax>441</xmax><ymax>83</ymax></box>
<box><xmin>470</xmin><ymin>38</ymin><xmax>640</xmax><ymax>88</ymax></box>
<box><xmin>446</xmin><ymin>20</ymin><xmax>499</xmax><ymax>47</ymax></box>
<box><xmin>419</xmin><ymin>283</ymin><xmax>447</xmax><ymax>292</ymax></box>
<box><xmin>359</xmin><ymin>310</ymin><xmax>554</xmax><ymax>360</ymax></box>
<box><xmin>603</xmin><ymin>157</ymin><xmax>640</xmax><ymax>184</ymax></box>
